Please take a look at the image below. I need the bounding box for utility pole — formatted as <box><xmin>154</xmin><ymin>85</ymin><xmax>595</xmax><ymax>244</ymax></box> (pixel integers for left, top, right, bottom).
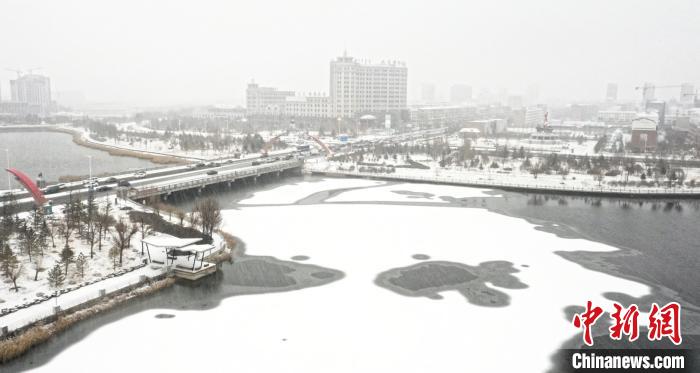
<box><xmin>88</xmin><ymin>155</ymin><xmax>93</xmax><ymax>180</ymax></box>
<box><xmin>5</xmin><ymin>149</ymin><xmax>10</xmax><ymax>190</ymax></box>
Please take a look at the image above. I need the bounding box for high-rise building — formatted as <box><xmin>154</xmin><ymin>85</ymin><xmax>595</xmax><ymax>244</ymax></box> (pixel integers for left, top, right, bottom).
<box><xmin>10</xmin><ymin>74</ymin><xmax>52</xmax><ymax>113</ymax></box>
<box><xmin>450</xmin><ymin>84</ymin><xmax>472</xmax><ymax>104</ymax></box>
<box><xmin>681</xmin><ymin>83</ymin><xmax>694</xmax><ymax>103</ymax></box>
<box><xmin>245</xmin><ymin>82</ymin><xmax>295</xmax><ymax>116</ymax></box>
<box><xmin>329</xmin><ymin>52</ymin><xmax>407</xmax><ymax>118</ymax></box>
<box><xmin>421</xmin><ymin>83</ymin><xmax>436</xmax><ymax>103</ymax></box>
<box><xmin>606</xmin><ymin>83</ymin><xmax>618</xmax><ymax>102</ymax></box>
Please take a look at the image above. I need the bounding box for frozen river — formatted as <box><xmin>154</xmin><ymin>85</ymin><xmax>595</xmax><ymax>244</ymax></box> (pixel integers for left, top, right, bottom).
<box><xmin>5</xmin><ymin>176</ymin><xmax>699</xmax><ymax>372</ymax></box>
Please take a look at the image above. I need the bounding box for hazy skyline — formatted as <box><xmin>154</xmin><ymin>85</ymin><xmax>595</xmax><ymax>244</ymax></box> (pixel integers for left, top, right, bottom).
<box><xmin>1</xmin><ymin>0</ymin><xmax>699</xmax><ymax>107</ymax></box>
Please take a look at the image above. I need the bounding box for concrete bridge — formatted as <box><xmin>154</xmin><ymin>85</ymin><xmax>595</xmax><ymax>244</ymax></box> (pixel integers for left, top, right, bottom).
<box><xmin>129</xmin><ymin>159</ymin><xmax>303</xmax><ymax>201</ymax></box>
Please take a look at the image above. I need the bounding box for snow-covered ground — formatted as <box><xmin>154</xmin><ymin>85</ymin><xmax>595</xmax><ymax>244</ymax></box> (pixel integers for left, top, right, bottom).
<box><xmin>26</xmin><ymin>179</ymin><xmax>651</xmax><ymax>373</ymax></box>
<box><xmin>472</xmin><ymin>137</ymin><xmax>599</xmax><ymax>155</ymax></box>
<box><xmin>0</xmin><ymin>195</ymin><xmax>168</xmax><ymax>331</ymax></box>
<box><xmin>312</xmin><ymin>158</ymin><xmax>700</xmax><ymax>195</ymax></box>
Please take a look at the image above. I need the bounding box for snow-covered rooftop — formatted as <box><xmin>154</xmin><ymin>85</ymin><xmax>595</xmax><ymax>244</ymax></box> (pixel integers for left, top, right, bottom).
<box><xmin>141</xmin><ymin>234</ymin><xmax>202</xmax><ymax>248</ymax></box>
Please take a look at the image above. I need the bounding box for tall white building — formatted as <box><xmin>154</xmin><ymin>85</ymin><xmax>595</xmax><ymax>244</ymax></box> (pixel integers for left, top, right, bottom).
<box><xmin>10</xmin><ymin>74</ymin><xmax>52</xmax><ymax>113</ymax></box>
<box><xmin>524</xmin><ymin>106</ymin><xmax>546</xmax><ymax>128</ymax></box>
<box><xmin>681</xmin><ymin>83</ymin><xmax>695</xmax><ymax>103</ymax></box>
<box><xmin>329</xmin><ymin>52</ymin><xmax>407</xmax><ymax>118</ymax></box>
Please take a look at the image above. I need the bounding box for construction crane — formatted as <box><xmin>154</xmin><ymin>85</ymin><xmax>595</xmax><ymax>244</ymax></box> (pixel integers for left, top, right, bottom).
<box><xmin>634</xmin><ymin>84</ymin><xmax>689</xmax><ymax>101</ymax></box>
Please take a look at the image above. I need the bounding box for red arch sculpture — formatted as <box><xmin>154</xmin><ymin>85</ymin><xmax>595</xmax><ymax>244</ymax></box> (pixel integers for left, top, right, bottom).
<box><xmin>308</xmin><ymin>135</ymin><xmax>334</xmax><ymax>157</ymax></box>
<box><xmin>5</xmin><ymin>168</ymin><xmax>47</xmax><ymax>205</ymax></box>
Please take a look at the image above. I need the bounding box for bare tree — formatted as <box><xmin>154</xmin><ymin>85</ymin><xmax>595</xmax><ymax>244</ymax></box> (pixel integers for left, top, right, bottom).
<box><xmin>95</xmin><ymin>212</ymin><xmax>116</xmax><ymax>252</ymax></box>
<box><xmin>192</xmin><ymin>198</ymin><xmax>222</xmax><ymax>237</ymax></box>
<box><xmin>112</xmin><ymin>219</ymin><xmax>138</xmax><ymax>267</ymax></box>
<box><xmin>175</xmin><ymin>208</ymin><xmax>186</xmax><ymax>226</ymax></box>
<box><xmin>33</xmin><ymin>254</ymin><xmax>43</xmax><ymax>281</ymax></box>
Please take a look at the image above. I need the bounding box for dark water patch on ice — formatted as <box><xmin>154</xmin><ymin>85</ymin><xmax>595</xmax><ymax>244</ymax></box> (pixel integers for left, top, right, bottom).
<box><xmin>376</xmin><ymin>260</ymin><xmax>527</xmax><ymax>307</ymax></box>
<box><xmin>412</xmin><ymin>254</ymin><xmax>431</xmax><ymax>260</ymax></box>
<box><xmin>391</xmin><ymin>190</ymin><xmax>435</xmax><ymax>199</ymax></box>
<box><xmin>154</xmin><ymin>313</ymin><xmax>175</xmax><ymax>319</ymax></box>
<box><xmin>291</xmin><ymin>255</ymin><xmax>310</xmax><ymax>261</ymax></box>
<box><xmin>311</xmin><ymin>271</ymin><xmax>336</xmax><ymax>279</ymax></box>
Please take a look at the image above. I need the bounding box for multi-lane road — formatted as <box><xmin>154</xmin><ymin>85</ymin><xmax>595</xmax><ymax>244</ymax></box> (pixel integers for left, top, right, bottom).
<box><xmin>2</xmin><ymin>149</ymin><xmax>300</xmax><ymax>212</ymax></box>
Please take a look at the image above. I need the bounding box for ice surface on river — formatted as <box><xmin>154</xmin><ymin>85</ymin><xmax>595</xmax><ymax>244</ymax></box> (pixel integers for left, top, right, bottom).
<box><xmin>29</xmin><ymin>179</ymin><xmax>650</xmax><ymax>373</ymax></box>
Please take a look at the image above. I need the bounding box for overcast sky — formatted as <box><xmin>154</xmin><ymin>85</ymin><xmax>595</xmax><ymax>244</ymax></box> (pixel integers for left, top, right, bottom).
<box><xmin>1</xmin><ymin>0</ymin><xmax>699</xmax><ymax>106</ymax></box>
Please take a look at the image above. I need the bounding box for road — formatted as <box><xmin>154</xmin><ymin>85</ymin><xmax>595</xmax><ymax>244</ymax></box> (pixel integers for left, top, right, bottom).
<box><xmin>1</xmin><ymin>149</ymin><xmax>299</xmax><ymax>212</ymax></box>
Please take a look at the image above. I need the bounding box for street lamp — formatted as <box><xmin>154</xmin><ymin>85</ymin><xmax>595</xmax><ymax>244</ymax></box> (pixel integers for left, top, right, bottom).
<box><xmin>87</xmin><ymin>155</ymin><xmax>93</xmax><ymax>180</ymax></box>
<box><xmin>5</xmin><ymin>149</ymin><xmax>10</xmax><ymax>191</ymax></box>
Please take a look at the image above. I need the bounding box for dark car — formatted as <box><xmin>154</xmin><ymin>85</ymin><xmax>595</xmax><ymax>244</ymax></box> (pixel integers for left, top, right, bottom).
<box><xmin>44</xmin><ymin>185</ymin><xmax>62</xmax><ymax>194</ymax></box>
<box><xmin>103</xmin><ymin>177</ymin><xmax>119</xmax><ymax>184</ymax></box>
<box><xmin>119</xmin><ymin>206</ymin><xmax>133</xmax><ymax>211</ymax></box>
<box><xmin>96</xmin><ymin>185</ymin><xmax>113</xmax><ymax>192</ymax></box>
<box><xmin>118</xmin><ymin>180</ymin><xmax>131</xmax><ymax>187</ymax></box>
<box><xmin>206</xmin><ymin>170</ymin><xmax>218</xmax><ymax>175</ymax></box>
<box><xmin>251</xmin><ymin>161</ymin><xmax>261</xmax><ymax>166</ymax></box>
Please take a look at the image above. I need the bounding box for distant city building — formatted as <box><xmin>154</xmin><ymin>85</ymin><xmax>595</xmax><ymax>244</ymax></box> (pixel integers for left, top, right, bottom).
<box><xmin>0</xmin><ymin>101</ymin><xmax>30</xmax><ymax>116</ymax></box>
<box><xmin>421</xmin><ymin>83</ymin><xmax>436</xmax><ymax>103</ymax></box>
<box><xmin>10</xmin><ymin>74</ymin><xmax>52</xmax><ymax>114</ymax></box>
<box><xmin>606</xmin><ymin>83</ymin><xmax>618</xmax><ymax>102</ymax></box>
<box><xmin>450</xmin><ymin>84</ymin><xmax>472</xmax><ymax>104</ymax></box>
<box><xmin>681</xmin><ymin>83</ymin><xmax>695</xmax><ymax>104</ymax></box>
<box><xmin>192</xmin><ymin>105</ymin><xmax>246</xmax><ymax>120</ymax></box>
<box><xmin>641</xmin><ymin>82</ymin><xmax>655</xmax><ymax>104</ymax></box>
<box><xmin>569</xmin><ymin>104</ymin><xmax>599</xmax><ymax>121</ymax></box>
<box><xmin>630</xmin><ymin>118</ymin><xmax>657</xmax><ymax>153</ymax></box>
<box><xmin>284</xmin><ymin>94</ymin><xmax>331</xmax><ymax>118</ymax></box>
<box><xmin>329</xmin><ymin>52</ymin><xmax>407</xmax><ymax>118</ymax></box>
<box><xmin>246</xmin><ymin>83</ymin><xmax>295</xmax><ymax>116</ymax></box>
<box><xmin>645</xmin><ymin>101</ymin><xmax>666</xmax><ymax>128</ymax></box>
<box><xmin>597</xmin><ymin>110</ymin><xmax>639</xmax><ymax>126</ymax></box>
<box><xmin>409</xmin><ymin>105</ymin><xmax>477</xmax><ymax>128</ymax></box>
<box><xmin>511</xmin><ymin>106</ymin><xmax>546</xmax><ymax>128</ymax></box>
<box><xmin>247</xmin><ymin>52</ymin><xmax>407</xmax><ymax>122</ymax></box>
<box><xmin>461</xmin><ymin>119</ymin><xmax>506</xmax><ymax>135</ymax></box>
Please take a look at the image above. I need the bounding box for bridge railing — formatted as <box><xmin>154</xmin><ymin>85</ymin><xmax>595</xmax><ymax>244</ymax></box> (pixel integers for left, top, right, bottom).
<box><xmin>129</xmin><ymin>160</ymin><xmax>303</xmax><ymax>198</ymax></box>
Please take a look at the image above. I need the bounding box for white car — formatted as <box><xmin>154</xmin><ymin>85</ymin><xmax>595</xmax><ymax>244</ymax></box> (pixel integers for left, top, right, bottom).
<box><xmin>85</xmin><ymin>181</ymin><xmax>99</xmax><ymax>190</ymax></box>
<box><xmin>82</xmin><ymin>177</ymin><xmax>98</xmax><ymax>185</ymax></box>
<box><xmin>134</xmin><ymin>171</ymin><xmax>147</xmax><ymax>179</ymax></box>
